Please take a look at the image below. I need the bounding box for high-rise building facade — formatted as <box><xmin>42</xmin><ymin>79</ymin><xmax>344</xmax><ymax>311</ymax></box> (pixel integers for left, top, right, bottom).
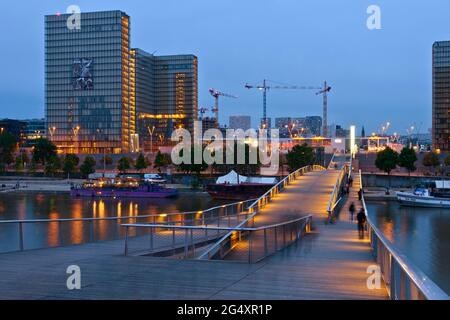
<box><xmin>45</xmin><ymin>10</ymin><xmax>132</xmax><ymax>154</ymax></box>
<box><xmin>275</xmin><ymin>117</ymin><xmax>292</xmax><ymax>129</ymax></box>
<box><xmin>133</xmin><ymin>51</ymin><xmax>198</xmax><ymax>151</ymax></box>
<box><xmin>305</xmin><ymin>116</ymin><xmax>322</xmax><ymax>136</ymax></box>
<box><xmin>45</xmin><ymin>11</ymin><xmax>198</xmax><ymax>154</ymax></box>
<box><xmin>229</xmin><ymin>115</ymin><xmax>251</xmax><ymax>131</ymax></box>
<box><xmin>432</xmin><ymin>41</ymin><xmax>450</xmax><ymax>152</ymax></box>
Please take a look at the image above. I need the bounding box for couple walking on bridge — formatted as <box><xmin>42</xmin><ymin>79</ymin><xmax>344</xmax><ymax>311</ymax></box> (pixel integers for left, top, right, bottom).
<box><xmin>349</xmin><ymin>203</ymin><xmax>367</xmax><ymax>239</ymax></box>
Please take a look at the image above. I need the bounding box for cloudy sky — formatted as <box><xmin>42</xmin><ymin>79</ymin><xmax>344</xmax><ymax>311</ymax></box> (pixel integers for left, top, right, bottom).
<box><xmin>1</xmin><ymin>0</ymin><xmax>449</xmax><ymax>135</ymax></box>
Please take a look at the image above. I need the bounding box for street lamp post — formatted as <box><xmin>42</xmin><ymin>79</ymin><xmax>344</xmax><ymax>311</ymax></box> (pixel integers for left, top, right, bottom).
<box><xmin>147</xmin><ymin>125</ymin><xmax>156</xmax><ymax>154</ymax></box>
<box><xmin>97</xmin><ymin>129</ymin><xmax>106</xmax><ymax>177</ymax></box>
<box><xmin>72</xmin><ymin>126</ymin><xmax>80</xmax><ymax>154</ymax></box>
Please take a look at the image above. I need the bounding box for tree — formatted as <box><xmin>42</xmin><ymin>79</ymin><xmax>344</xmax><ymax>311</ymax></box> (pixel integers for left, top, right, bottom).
<box><xmin>0</xmin><ymin>132</ymin><xmax>17</xmax><ymax>172</ymax></box>
<box><xmin>375</xmin><ymin>147</ymin><xmax>398</xmax><ymax>190</ymax></box>
<box><xmin>80</xmin><ymin>156</ymin><xmax>96</xmax><ymax>178</ymax></box>
<box><xmin>14</xmin><ymin>152</ymin><xmax>29</xmax><ymax>172</ymax></box>
<box><xmin>134</xmin><ymin>153</ymin><xmax>148</xmax><ymax>172</ymax></box>
<box><xmin>398</xmin><ymin>147</ymin><xmax>417</xmax><ymax>176</ymax></box>
<box><xmin>44</xmin><ymin>155</ymin><xmax>61</xmax><ymax>176</ymax></box>
<box><xmin>117</xmin><ymin>157</ymin><xmax>132</xmax><ymax>174</ymax></box>
<box><xmin>154</xmin><ymin>151</ymin><xmax>171</xmax><ymax>173</ymax></box>
<box><xmin>62</xmin><ymin>154</ymin><xmax>80</xmax><ymax>179</ymax></box>
<box><xmin>175</xmin><ymin>145</ymin><xmax>209</xmax><ymax>175</ymax></box>
<box><xmin>422</xmin><ymin>152</ymin><xmax>440</xmax><ymax>176</ymax></box>
<box><xmin>213</xmin><ymin>143</ymin><xmax>261</xmax><ymax>176</ymax></box>
<box><xmin>33</xmin><ymin>138</ymin><xmax>57</xmax><ymax>165</ymax></box>
<box><xmin>14</xmin><ymin>152</ymin><xmax>30</xmax><ymax>171</ymax></box>
<box><xmin>286</xmin><ymin>143</ymin><xmax>315</xmax><ymax>172</ymax></box>
<box><xmin>375</xmin><ymin>147</ymin><xmax>399</xmax><ymax>176</ymax></box>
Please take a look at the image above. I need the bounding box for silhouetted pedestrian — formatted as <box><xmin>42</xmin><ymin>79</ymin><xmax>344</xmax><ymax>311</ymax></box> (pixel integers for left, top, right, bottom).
<box><xmin>349</xmin><ymin>176</ymin><xmax>353</xmax><ymax>187</ymax></box>
<box><xmin>357</xmin><ymin>208</ymin><xmax>366</xmax><ymax>238</ymax></box>
<box><xmin>349</xmin><ymin>202</ymin><xmax>356</xmax><ymax>221</ymax></box>
<box><xmin>358</xmin><ymin>189</ymin><xmax>363</xmax><ymax>201</ymax></box>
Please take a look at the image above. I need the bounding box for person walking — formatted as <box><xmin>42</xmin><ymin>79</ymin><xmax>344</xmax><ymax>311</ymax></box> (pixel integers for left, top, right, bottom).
<box><xmin>357</xmin><ymin>208</ymin><xmax>367</xmax><ymax>239</ymax></box>
<box><xmin>358</xmin><ymin>189</ymin><xmax>363</xmax><ymax>201</ymax></box>
<box><xmin>349</xmin><ymin>202</ymin><xmax>356</xmax><ymax>221</ymax></box>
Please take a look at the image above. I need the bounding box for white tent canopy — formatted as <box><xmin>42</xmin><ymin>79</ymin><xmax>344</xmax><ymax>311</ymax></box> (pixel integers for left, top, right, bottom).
<box><xmin>216</xmin><ymin>171</ymin><xmax>248</xmax><ymax>184</ymax></box>
<box><xmin>215</xmin><ymin>171</ymin><xmax>278</xmax><ymax>185</ymax></box>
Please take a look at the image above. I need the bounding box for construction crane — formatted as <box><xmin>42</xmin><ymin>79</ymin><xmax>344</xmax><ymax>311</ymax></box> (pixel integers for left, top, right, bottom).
<box><xmin>245</xmin><ymin>79</ymin><xmax>331</xmax><ymax>135</ymax></box>
<box><xmin>316</xmin><ymin>81</ymin><xmax>332</xmax><ymax>137</ymax></box>
<box><xmin>209</xmin><ymin>88</ymin><xmax>238</xmax><ymax>127</ymax></box>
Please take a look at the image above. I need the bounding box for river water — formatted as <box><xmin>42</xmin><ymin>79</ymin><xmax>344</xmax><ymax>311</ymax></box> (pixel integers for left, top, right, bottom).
<box><xmin>0</xmin><ymin>192</ymin><xmax>229</xmax><ymax>253</ymax></box>
<box><xmin>366</xmin><ymin>200</ymin><xmax>450</xmax><ymax>294</ymax></box>
<box><xmin>0</xmin><ymin>192</ymin><xmax>448</xmax><ymax>295</ymax></box>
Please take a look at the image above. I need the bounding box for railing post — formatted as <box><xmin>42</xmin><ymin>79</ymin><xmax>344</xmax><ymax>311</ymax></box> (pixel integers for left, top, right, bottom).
<box><xmin>191</xmin><ymin>228</ymin><xmax>195</xmax><ymax>256</ymax></box>
<box><xmin>19</xmin><ymin>222</ymin><xmax>24</xmax><ymax>251</ymax></box>
<box><xmin>124</xmin><ymin>226</ymin><xmax>129</xmax><ymax>256</ymax></box>
<box><xmin>89</xmin><ymin>220</ymin><xmax>94</xmax><ymax>242</ymax></box>
<box><xmin>390</xmin><ymin>255</ymin><xmax>396</xmax><ymax>300</ymax></box>
<box><xmin>149</xmin><ymin>227</ymin><xmax>154</xmax><ymax>251</ymax></box>
<box><xmin>58</xmin><ymin>221</ymin><xmax>63</xmax><ymax>246</ymax></box>
<box><xmin>264</xmin><ymin>229</ymin><xmax>268</xmax><ymax>257</ymax></box>
<box><xmin>184</xmin><ymin>229</ymin><xmax>189</xmax><ymax>258</ymax></box>
<box><xmin>274</xmin><ymin>226</ymin><xmax>278</xmax><ymax>251</ymax></box>
<box><xmin>172</xmin><ymin>228</ymin><xmax>176</xmax><ymax>248</ymax></box>
<box><xmin>248</xmin><ymin>234</ymin><xmax>252</xmax><ymax>263</ymax></box>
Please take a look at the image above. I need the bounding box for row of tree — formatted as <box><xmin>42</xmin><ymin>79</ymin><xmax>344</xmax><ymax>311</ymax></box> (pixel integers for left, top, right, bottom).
<box><xmin>375</xmin><ymin>146</ymin><xmax>450</xmax><ymax>176</ymax></box>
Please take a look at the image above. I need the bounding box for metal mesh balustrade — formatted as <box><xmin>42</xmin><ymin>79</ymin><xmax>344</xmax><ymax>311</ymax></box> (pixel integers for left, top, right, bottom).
<box><xmin>197</xmin><ymin>165</ymin><xmax>325</xmax><ymax>261</ymax></box>
<box><xmin>0</xmin><ymin>199</ymin><xmax>255</xmax><ymax>253</ymax></box>
<box><xmin>358</xmin><ymin>170</ymin><xmax>448</xmax><ymax>300</ymax></box>
<box><xmin>122</xmin><ymin>215</ymin><xmax>313</xmax><ymax>263</ymax></box>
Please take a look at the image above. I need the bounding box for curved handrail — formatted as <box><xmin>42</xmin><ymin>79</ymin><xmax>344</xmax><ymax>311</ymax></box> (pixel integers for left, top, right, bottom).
<box><xmin>359</xmin><ymin>170</ymin><xmax>448</xmax><ymax>300</ymax></box>
<box><xmin>198</xmin><ymin>164</ymin><xmax>326</xmax><ymax>260</ymax></box>
<box><xmin>326</xmin><ymin>158</ymin><xmax>349</xmax><ymax>216</ymax></box>
<box><xmin>123</xmin><ymin>214</ymin><xmax>313</xmax><ymax>232</ymax></box>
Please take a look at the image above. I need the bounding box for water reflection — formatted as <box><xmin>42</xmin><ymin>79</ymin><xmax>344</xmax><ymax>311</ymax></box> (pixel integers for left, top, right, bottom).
<box><xmin>366</xmin><ymin>200</ymin><xmax>450</xmax><ymax>294</ymax></box>
<box><xmin>0</xmin><ymin>192</ymin><xmax>228</xmax><ymax>253</ymax></box>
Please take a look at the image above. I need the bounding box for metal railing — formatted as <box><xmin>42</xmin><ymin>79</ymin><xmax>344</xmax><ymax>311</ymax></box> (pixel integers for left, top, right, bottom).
<box><xmin>359</xmin><ymin>170</ymin><xmax>448</xmax><ymax>300</ymax></box>
<box><xmin>122</xmin><ymin>215</ymin><xmax>312</xmax><ymax>263</ymax></box>
<box><xmin>326</xmin><ymin>159</ymin><xmax>350</xmax><ymax>221</ymax></box>
<box><xmin>0</xmin><ymin>199</ymin><xmax>255</xmax><ymax>254</ymax></box>
<box><xmin>198</xmin><ymin>164</ymin><xmax>325</xmax><ymax>260</ymax></box>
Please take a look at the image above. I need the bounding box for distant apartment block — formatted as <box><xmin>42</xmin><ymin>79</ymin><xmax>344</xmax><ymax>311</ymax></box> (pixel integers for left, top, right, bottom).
<box><xmin>45</xmin><ymin>10</ymin><xmax>198</xmax><ymax>154</ymax></box>
<box><xmin>229</xmin><ymin>115</ymin><xmax>251</xmax><ymax>130</ymax></box>
<box><xmin>432</xmin><ymin>41</ymin><xmax>450</xmax><ymax>152</ymax></box>
<box><xmin>304</xmin><ymin>116</ymin><xmax>322</xmax><ymax>136</ymax></box>
<box><xmin>275</xmin><ymin>117</ymin><xmax>292</xmax><ymax>129</ymax></box>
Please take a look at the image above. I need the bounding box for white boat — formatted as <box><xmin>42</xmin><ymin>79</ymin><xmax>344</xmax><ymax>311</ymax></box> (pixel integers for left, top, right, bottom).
<box><xmin>396</xmin><ymin>188</ymin><xmax>450</xmax><ymax>209</ymax></box>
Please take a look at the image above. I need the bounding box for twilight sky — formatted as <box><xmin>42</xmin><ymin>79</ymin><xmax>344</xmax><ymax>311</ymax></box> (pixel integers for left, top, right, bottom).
<box><xmin>0</xmin><ymin>0</ymin><xmax>449</xmax><ymax>135</ymax></box>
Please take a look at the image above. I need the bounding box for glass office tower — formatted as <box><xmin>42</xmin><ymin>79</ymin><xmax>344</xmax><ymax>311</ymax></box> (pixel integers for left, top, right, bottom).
<box><xmin>45</xmin><ymin>10</ymin><xmax>132</xmax><ymax>154</ymax></box>
<box><xmin>432</xmin><ymin>41</ymin><xmax>450</xmax><ymax>152</ymax></box>
<box><xmin>136</xmin><ymin>53</ymin><xmax>198</xmax><ymax>150</ymax></box>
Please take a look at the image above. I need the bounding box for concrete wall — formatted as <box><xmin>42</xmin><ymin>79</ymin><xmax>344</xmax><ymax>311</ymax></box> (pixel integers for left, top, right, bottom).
<box><xmin>362</xmin><ymin>173</ymin><xmax>440</xmax><ymax>188</ymax></box>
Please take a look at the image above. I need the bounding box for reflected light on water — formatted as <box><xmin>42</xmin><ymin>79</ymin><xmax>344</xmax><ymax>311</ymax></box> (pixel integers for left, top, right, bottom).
<box><xmin>48</xmin><ymin>210</ymin><xmax>60</xmax><ymax>247</ymax></box>
<box><xmin>70</xmin><ymin>201</ymin><xmax>83</xmax><ymax>244</ymax></box>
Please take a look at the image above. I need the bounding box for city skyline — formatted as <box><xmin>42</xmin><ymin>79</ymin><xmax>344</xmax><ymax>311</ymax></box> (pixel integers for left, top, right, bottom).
<box><xmin>1</xmin><ymin>1</ymin><xmax>449</xmax><ymax>134</ymax></box>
